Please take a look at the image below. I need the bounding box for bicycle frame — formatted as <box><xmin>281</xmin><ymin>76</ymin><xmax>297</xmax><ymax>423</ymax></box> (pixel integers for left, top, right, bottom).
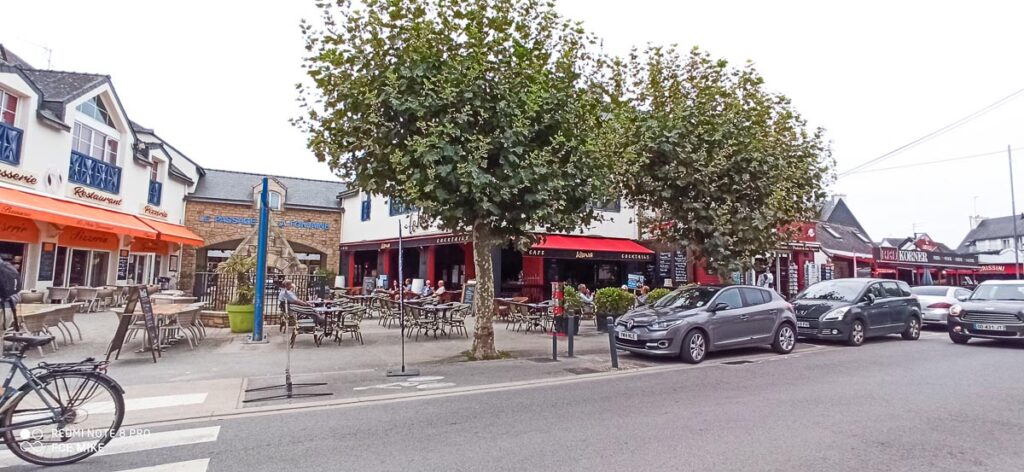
<box><xmin>0</xmin><ymin>357</ymin><xmax>66</xmax><ymax>434</ymax></box>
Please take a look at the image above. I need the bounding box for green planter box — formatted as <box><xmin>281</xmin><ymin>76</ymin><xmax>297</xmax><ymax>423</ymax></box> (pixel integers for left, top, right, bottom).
<box><xmin>226</xmin><ymin>304</ymin><xmax>255</xmax><ymax>333</ymax></box>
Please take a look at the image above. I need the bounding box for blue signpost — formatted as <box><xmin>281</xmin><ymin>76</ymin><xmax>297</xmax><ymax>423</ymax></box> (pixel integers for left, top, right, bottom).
<box><xmin>250</xmin><ymin>177</ymin><xmax>270</xmax><ymax>342</ymax></box>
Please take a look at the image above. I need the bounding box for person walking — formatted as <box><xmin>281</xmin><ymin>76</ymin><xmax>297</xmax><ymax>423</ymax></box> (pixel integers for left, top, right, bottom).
<box><xmin>756</xmin><ymin>269</ymin><xmax>775</xmax><ymax>289</ymax></box>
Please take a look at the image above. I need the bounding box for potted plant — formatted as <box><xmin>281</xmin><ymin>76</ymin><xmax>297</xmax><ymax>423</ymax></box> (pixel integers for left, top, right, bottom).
<box><xmin>646</xmin><ymin>288</ymin><xmax>672</xmax><ymax>305</ymax></box>
<box><xmin>594</xmin><ymin>287</ymin><xmax>636</xmax><ymax>332</ymax></box>
<box><xmin>223</xmin><ymin>254</ymin><xmax>257</xmax><ymax>333</ymax></box>
<box><xmin>554</xmin><ymin>285</ymin><xmax>582</xmax><ymax>335</ymax></box>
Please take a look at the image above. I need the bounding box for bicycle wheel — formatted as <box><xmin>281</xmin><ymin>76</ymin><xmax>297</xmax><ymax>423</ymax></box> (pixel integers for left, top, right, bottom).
<box><xmin>1</xmin><ymin>372</ymin><xmax>124</xmax><ymax>466</ymax></box>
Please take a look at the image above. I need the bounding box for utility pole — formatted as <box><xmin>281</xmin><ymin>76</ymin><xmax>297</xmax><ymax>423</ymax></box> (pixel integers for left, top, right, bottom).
<box><xmin>1009</xmin><ymin>145</ymin><xmax>1021</xmax><ymax>279</ymax></box>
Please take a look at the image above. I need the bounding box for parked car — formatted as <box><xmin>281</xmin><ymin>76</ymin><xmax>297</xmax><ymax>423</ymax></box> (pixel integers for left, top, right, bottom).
<box><xmin>910</xmin><ymin>285</ymin><xmax>972</xmax><ymax>326</ymax></box>
<box><xmin>613</xmin><ymin>285</ymin><xmax>797</xmax><ymax>364</ymax></box>
<box><xmin>792</xmin><ymin>278</ymin><xmax>922</xmax><ymax>346</ymax></box>
<box><xmin>948</xmin><ymin>280</ymin><xmax>1024</xmax><ymax>344</ymax></box>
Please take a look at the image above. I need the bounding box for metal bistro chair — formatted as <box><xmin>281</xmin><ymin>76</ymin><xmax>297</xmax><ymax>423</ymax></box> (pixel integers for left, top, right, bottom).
<box><xmin>45</xmin><ymin>287</ymin><xmax>71</xmax><ymax>304</ymax></box>
<box><xmin>17</xmin><ymin>291</ymin><xmax>45</xmax><ymax>304</ymax></box>
<box><xmin>74</xmin><ymin>287</ymin><xmax>99</xmax><ymax>313</ymax></box>
<box><xmin>446</xmin><ymin>303</ymin><xmax>470</xmax><ymax>338</ymax></box>
<box><xmin>285</xmin><ymin>303</ymin><xmax>324</xmax><ymax>347</ymax></box>
<box><xmin>160</xmin><ymin>309</ymin><xmax>201</xmax><ymax>350</ymax></box>
<box><xmin>336</xmin><ymin>304</ymin><xmax>365</xmax><ymax>345</ymax></box>
<box><xmin>56</xmin><ymin>303</ymin><xmax>84</xmax><ymax>342</ymax></box>
<box><xmin>95</xmin><ymin>288</ymin><xmax>115</xmax><ymax>310</ymax></box>
<box><xmin>14</xmin><ymin>313</ymin><xmax>58</xmax><ymax>355</ymax></box>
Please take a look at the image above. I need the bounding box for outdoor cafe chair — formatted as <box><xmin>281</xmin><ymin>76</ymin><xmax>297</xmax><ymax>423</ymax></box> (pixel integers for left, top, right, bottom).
<box><xmin>45</xmin><ymin>287</ymin><xmax>71</xmax><ymax>304</ymax></box>
<box><xmin>57</xmin><ymin>303</ymin><xmax>84</xmax><ymax>342</ymax></box>
<box><xmin>446</xmin><ymin>303</ymin><xmax>470</xmax><ymax>338</ymax></box>
<box><xmin>42</xmin><ymin>310</ymin><xmax>71</xmax><ymax>346</ymax></box>
<box><xmin>17</xmin><ymin>291</ymin><xmax>45</xmax><ymax>304</ymax></box>
<box><xmin>285</xmin><ymin>303</ymin><xmax>324</xmax><ymax>348</ymax></box>
<box><xmin>336</xmin><ymin>305</ymin><xmax>365</xmax><ymax>345</ymax></box>
<box><xmin>95</xmin><ymin>288</ymin><xmax>115</xmax><ymax>310</ymax></box>
<box><xmin>161</xmin><ymin>309</ymin><xmax>201</xmax><ymax>350</ymax></box>
<box><xmin>13</xmin><ymin>313</ymin><xmax>57</xmax><ymax>355</ymax></box>
<box><xmin>74</xmin><ymin>287</ymin><xmax>99</xmax><ymax>313</ymax></box>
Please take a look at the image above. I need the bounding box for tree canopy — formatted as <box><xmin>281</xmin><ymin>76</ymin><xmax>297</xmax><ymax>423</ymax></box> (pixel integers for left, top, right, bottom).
<box><xmin>297</xmin><ymin>0</ymin><xmax>616</xmax><ymax>358</ymax></box>
<box><xmin>609</xmin><ymin>46</ymin><xmax>833</xmax><ymax>274</ymax></box>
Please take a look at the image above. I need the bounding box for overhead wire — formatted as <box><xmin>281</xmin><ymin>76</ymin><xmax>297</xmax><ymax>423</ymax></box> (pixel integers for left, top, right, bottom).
<box><xmin>838</xmin><ymin>87</ymin><xmax>1024</xmax><ymax>177</ymax></box>
<box><xmin>839</xmin><ymin>147</ymin><xmax>1024</xmax><ymax>177</ymax></box>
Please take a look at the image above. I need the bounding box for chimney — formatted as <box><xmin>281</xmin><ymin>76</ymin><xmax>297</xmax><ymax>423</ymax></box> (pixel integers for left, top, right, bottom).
<box><xmin>969</xmin><ymin>215</ymin><xmax>986</xmax><ymax>230</ymax></box>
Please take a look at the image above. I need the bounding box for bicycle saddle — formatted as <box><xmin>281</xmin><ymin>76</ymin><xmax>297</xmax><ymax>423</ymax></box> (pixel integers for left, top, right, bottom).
<box><xmin>3</xmin><ymin>335</ymin><xmax>55</xmax><ymax>348</ymax></box>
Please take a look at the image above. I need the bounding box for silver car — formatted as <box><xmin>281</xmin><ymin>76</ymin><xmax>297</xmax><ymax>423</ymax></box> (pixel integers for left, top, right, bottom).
<box><xmin>910</xmin><ymin>285</ymin><xmax>972</xmax><ymax>325</ymax></box>
<box><xmin>614</xmin><ymin>285</ymin><xmax>798</xmax><ymax>364</ymax></box>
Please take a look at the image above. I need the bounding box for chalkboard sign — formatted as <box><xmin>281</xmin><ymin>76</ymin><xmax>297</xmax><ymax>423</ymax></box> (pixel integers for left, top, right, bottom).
<box><xmin>107</xmin><ymin>285</ymin><xmax>160</xmax><ymax>363</ymax></box>
<box><xmin>116</xmin><ymin>250</ymin><xmax>129</xmax><ymax>281</ymax></box>
<box><xmin>362</xmin><ymin>277</ymin><xmax>376</xmax><ymax>295</ymax></box>
<box><xmin>673</xmin><ymin>251</ymin><xmax>688</xmax><ymax>283</ymax></box>
<box><xmin>657</xmin><ymin>252</ymin><xmax>672</xmax><ymax>278</ymax></box>
<box><xmin>37</xmin><ymin>243</ymin><xmax>56</xmax><ymax>282</ymax></box>
<box><xmin>462</xmin><ymin>280</ymin><xmax>477</xmax><ymax>307</ymax></box>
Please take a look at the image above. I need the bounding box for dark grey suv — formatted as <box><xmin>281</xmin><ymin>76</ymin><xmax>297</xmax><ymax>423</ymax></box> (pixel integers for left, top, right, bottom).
<box><xmin>793</xmin><ymin>278</ymin><xmax>922</xmax><ymax>346</ymax></box>
<box><xmin>614</xmin><ymin>285</ymin><xmax>798</xmax><ymax>364</ymax></box>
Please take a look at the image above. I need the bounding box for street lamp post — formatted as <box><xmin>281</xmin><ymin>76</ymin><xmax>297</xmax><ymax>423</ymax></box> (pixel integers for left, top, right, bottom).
<box><xmin>1008</xmin><ymin>145</ymin><xmax>1021</xmax><ymax>280</ymax></box>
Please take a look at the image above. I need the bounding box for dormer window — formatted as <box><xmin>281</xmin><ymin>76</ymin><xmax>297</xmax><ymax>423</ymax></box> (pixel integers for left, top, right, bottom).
<box><xmin>852</xmin><ymin>231</ymin><xmax>871</xmax><ymax>243</ymax></box>
<box><xmin>1</xmin><ymin>90</ymin><xmax>17</xmax><ymax>125</ymax></box>
<box><xmin>72</xmin><ymin>122</ymin><xmax>118</xmax><ymax>165</ymax></box>
<box><xmin>821</xmin><ymin>224</ymin><xmax>842</xmax><ymax>239</ymax></box>
<box><xmin>257</xmin><ymin>190</ymin><xmax>283</xmax><ymax>211</ymax></box>
<box><xmin>76</xmin><ymin>96</ymin><xmax>115</xmax><ymax>127</ymax></box>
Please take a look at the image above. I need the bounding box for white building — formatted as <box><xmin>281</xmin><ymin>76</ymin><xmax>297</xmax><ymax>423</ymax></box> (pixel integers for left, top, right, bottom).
<box><xmin>338</xmin><ymin>192</ymin><xmax>652</xmax><ymax>300</ymax></box>
<box><xmin>0</xmin><ymin>45</ymin><xmax>203</xmax><ymax>291</ymax></box>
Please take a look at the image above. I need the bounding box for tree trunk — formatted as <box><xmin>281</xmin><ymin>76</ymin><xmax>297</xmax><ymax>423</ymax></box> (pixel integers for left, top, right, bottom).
<box><xmin>470</xmin><ymin>223</ymin><xmax>500</xmax><ymax>359</ymax></box>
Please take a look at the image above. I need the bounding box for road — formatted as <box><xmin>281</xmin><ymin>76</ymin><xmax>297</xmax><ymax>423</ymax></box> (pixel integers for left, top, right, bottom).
<box><xmin>4</xmin><ymin>329</ymin><xmax>1024</xmax><ymax>472</ymax></box>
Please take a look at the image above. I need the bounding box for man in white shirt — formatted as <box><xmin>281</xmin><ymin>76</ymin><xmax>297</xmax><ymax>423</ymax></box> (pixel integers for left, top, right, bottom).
<box><xmin>279</xmin><ymin>281</ymin><xmax>323</xmax><ymax>326</ymax></box>
<box><xmin>756</xmin><ymin>270</ymin><xmax>775</xmax><ymax>289</ymax></box>
<box><xmin>434</xmin><ymin>280</ymin><xmax>447</xmax><ymax>296</ymax></box>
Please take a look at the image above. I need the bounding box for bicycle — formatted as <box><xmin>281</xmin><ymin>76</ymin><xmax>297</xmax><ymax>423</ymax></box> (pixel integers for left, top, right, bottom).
<box><xmin>0</xmin><ymin>334</ymin><xmax>125</xmax><ymax>466</ymax></box>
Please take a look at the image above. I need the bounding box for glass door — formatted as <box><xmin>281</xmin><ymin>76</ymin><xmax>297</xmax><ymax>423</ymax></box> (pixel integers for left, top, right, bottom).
<box><xmin>67</xmin><ymin>249</ymin><xmax>90</xmax><ymax>286</ymax></box>
<box><xmin>53</xmin><ymin>247</ymin><xmax>69</xmax><ymax>287</ymax></box>
<box><xmin>89</xmin><ymin>251</ymin><xmax>110</xmax><ymax>286</ymax></box>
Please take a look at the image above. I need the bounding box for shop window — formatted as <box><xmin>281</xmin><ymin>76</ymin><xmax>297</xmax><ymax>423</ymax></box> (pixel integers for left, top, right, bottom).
<box><xmin>1002</xmin><ymin>238</ymin><xmax>1011</xmax><ymax>249</ymax></box>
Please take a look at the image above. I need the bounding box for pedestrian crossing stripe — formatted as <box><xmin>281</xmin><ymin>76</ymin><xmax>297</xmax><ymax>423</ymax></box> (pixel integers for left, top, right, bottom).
<box><xmin>89</xmin><ymin>393</ymin><xmax>209</xmax><ymax>414</ymax></box>
<box><xmin>115</xmin><ymin>458</ymin><xmax>210</xmax><ymax>472</ymax></box>
<box><xmin>0</xmin><ymin>426</ymin><xmax>220</xmax><ymax>469</ymax></box>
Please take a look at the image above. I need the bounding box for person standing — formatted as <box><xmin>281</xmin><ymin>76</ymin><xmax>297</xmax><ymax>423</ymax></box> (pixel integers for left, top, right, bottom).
<box><xmin>756</xmin><ymin>269</ymin><xmax>775</xmax><ymax>289</ymax></box>
<box><xmin>0</xmin><ymin>257</ymin><xmax>21</xmax><ymax>331</ymax></box>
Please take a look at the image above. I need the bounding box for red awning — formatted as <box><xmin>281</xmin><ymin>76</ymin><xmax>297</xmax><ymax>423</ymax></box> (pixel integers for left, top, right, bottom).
<box><xmin>0</xmin><ymin>186</ymin><xmax>156</xmax><ymax>239</ymax></box>
<box><xmin>874</xmin><ymin>268</ymin><xmax>897</xmax><ymax>275</ymax></box>
<box><xmin>532</xmin><ymin>234</ymin><xmax>654</xmax><ymax>254</ymax></box>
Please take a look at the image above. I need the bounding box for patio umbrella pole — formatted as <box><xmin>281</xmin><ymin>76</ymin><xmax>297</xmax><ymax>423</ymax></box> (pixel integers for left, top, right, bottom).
<box><xmin>388</xmin><ymin>221</ymin><xmax>419</xmax><ymax>377</ymax></box>
<box><xmin>243</xmin><ymin>308</ymin><xmax>332</xmax><ymax>403</ymax></box>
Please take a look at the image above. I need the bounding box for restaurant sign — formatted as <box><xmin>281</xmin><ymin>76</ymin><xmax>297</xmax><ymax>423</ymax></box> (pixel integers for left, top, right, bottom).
<box><xmin>526</xmin><ymin>248</ymin><xmax>653</xmax><ymax>262</ymax></box>
<box><xmin>874</xmin><ymin>247</ymin><xmax>978</xmax><ymax>267</ymax></box>
<box><xmin>198</xmin><ymin>215</ymin><xmax>331</xmax><ymax>231</ymax></box>
<box><xmin>0</xmin><ymin>164</ymin><xmax>38</xmax><ymax>188</ymax></box>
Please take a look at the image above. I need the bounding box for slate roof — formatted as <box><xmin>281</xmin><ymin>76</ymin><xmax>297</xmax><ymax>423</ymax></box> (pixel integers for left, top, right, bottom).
<box><xmin>957</xmin><ymin>215</ymin><xmax>1024</xmax><ymax>253</ymax></box>
<box><xmin>0</xmin><ymin>44</ymin><xmax>33</xmax><ymax>69</ymax></box>
<box><xmin>816</xmin><ymin>222</ymin><xmax>874</xmax><ymax>257</ymax></box>
<box><xmin>188</xmin><ymin>169</ymin><xmax>346</xmax><ymax>210</ymax></box>
<box><xmin>819</xmin><ymin>197</ymin><xmax>868</xmax><ymax>235</ymax></box>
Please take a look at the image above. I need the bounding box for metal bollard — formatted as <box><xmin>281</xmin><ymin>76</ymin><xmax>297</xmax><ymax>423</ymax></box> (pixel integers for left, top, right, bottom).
<box><xmin>552</xmin><ymin>327</ymin><xmax>558</xmax><ymax>361</ymax></box>
<box><xmin>567</xmin><ymin>315</ymin><xmax>575</xmax><ymax>357</ymax></box>
<box><xmin>607</xmin><ymin>316</ymin><xmax>618</xmax><ymax>368</ymax></box>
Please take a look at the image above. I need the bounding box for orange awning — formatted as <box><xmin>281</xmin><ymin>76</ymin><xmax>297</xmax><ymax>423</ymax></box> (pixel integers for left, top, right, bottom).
<box><xmin>0</xmin><ymin>186</ymin><xmax>156</xmax><ymax>239</ymax></box>
<box><xmin>0</xmin><ymin>215</ymin><xmax>39</xmax><ymax>243</ymax></box>
<box><xmin>139</xmin><ymin>218</ymin><xmax>203</xmax><ymax>247</ymax></box>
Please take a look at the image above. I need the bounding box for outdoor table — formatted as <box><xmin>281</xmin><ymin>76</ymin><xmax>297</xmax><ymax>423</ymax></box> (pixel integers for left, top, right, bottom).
<box><xmin>8</xmin><ymin>303</ymin><xmax>77</xmax><ymax>333</ymax></box>
<box><xmin>419</xmin><ymin>303</ymin><xmax>459</xmax><ymax>338</ymax></box>
<box><xmin>149</xmin><ymin>295</ymin><xmax>198</xmax><ymax>305</ymax></box>
<box><xmin>113</xmin><ymin>303</ymin><xmax>201</xmax><ymax>352</ymax></box>
<box><xmin>313</xmin><ymin>305</ymin><xmax>348</xmax><ymax>337</ymax></box>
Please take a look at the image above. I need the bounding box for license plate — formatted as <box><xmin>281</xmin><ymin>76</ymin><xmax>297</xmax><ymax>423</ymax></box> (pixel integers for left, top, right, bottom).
<box><xmin>796</xmin><ymin>321</ymin><xmax>810</xmax><ymax>328</ymax></box>
<box><xmin>617</xmin><ymin>331</ymin><xmax>638</xmax><ymax>341</ymax></box>
<box><xmin>975</xmin><ymin>323</ymin><xmax>1006</xmax><ymax>331</ymax></box>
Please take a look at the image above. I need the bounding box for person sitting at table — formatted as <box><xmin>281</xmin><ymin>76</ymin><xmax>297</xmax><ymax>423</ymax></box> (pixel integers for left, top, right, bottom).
<box><xmin>403</xmin><ymin>278</ymin><xmax>413</xmax><ymax>291</ymax></box>
<box><xmin>577</xmin><ymin>284</ymin><xmax>593</xmax><ymax>304</ymax></box>
<box><xmin>421</xmin><ymin>280</ymin><xmax>434</xmax><ymax>297</ymax></box>
<box><xmin>388</xmin><ymin>280</ymin><xmax>400</xmax><ymax>298</ymax></box>
<box><xmin>279</xmin><ymin>281</ymin><xmax>325</xmax><ymax>327</ymax></box>
<box><xmin>434</xmin><ymin>280</ymin><xmax>447</xmax><ymax>297</ymax></box>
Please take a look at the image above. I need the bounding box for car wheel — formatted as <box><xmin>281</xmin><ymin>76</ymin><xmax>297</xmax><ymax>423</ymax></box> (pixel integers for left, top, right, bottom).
<box><xmin>846</xmin><ymin>319</ymin><xmax>865</xmax><ymax>346</ymax></box>
<box><xmin>901</xmin><ymin>316</ymin><xmax>921</xmax><ymax>340</ymax></box>
<box><xmin>680</xmin><ymin>329</ymin><xmax>707</xmax><ymax>364</ymax></box>
<box><xmin>949</xmin><ymin>331</ymin><xmax>971</xmax><ymax>344</ymax></box>
<box><xmin>771</xmin><ymin>323</ymin><xmax>796</xmax><ymax>354</ymax></box>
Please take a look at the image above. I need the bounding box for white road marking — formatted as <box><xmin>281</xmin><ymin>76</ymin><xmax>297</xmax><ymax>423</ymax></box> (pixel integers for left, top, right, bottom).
<box><xmin>0</xmin><ymin>426</ymin><xmax>220</xmax><ymax>468</ymax></box>
<box><xmin>114</xmin><ymin>459</ymin><xmax>210</xmax><ymax>472</ymax></box>
<box><xmin>89</xmin><ymin>393</ymin><xmax>209</xmax><ymax>414</ymax></box>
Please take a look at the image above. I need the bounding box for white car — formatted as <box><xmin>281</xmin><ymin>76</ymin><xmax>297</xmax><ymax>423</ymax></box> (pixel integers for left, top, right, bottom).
<box><xmin>910</xmin><ymin>286</ymin><xmax>972</xmax><ymax>325</ymax></box>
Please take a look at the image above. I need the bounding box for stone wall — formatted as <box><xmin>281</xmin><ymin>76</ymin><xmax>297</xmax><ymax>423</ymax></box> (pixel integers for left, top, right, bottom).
<box><xmin>180</xmin><ymin>200</ymin><xmax>342</xmax><ymax>291</ymax></box>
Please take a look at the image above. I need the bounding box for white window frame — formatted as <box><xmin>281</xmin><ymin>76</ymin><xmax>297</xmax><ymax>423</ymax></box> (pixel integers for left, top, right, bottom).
<box><xmin>257</xmin><ymin>191</ymin><xmax>283</xmax><ymax>211</ymax></box>
<box><xmin>0</xmin><ymin>90</ymin><xmax>17</xmax><ymax>126</ymax></box>
<box><xmin>150</xmin><ymin>160</ymin><xmax>161</xmax><ymax>182</ymax></box>
<box><xmin>76</xmin><ymin>96</ymin><xmax>115</xmax><ymax>127</ymax></box>
<box><xmin>73</xmin><ymin>122</ymin><xmax>119</xmax><ymax>165</ymax></box>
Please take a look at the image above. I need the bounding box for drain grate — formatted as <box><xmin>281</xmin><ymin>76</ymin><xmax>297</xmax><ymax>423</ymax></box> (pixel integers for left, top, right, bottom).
<box><xmin>565</xmin><ymin>367</ymin><xmax>602</xmax><ymax>375</ymax></box>
<box><xmin>722</xmin><ymin>360</ymin><xmax>755</xmax><ymax>366</ymax></box>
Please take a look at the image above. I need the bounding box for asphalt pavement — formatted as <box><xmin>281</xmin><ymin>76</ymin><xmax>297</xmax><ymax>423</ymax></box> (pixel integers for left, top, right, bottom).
<box><xmin>4</xmin><ymin>328</ymin><xmax>1023</xmax><ymax>472</ymax></box>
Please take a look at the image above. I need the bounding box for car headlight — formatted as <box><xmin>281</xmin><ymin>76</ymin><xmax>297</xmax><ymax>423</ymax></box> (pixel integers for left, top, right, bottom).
<box><xmin>649</xmin><ymin>319</ymin><xmax>685</xmax><ymax>331</ymax></box>
<box><xmin>821</xmin><ymin>306</ymin><xmax>851</xmax><ymax>321</ymax></box>
<box><xmin>949</xmin><ymin>304</ymin><xmax>962</xmax><ymax>317</ymax></box>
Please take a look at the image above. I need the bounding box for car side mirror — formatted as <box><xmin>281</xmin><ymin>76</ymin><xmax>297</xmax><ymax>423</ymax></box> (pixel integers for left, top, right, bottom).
<box><xmin>711</xmin><ymin>302</ymin><xmax>730</xmax><ymax>312</ymax></box>
<box><xmin>863</xmin><ymin>294</ymin><xmax>876</xmax><ymax>305</ymax></box>
<box><xmin>956</xmin><ymin>295</ymin><xmax>969</xmax><ymax>302</ymax></box>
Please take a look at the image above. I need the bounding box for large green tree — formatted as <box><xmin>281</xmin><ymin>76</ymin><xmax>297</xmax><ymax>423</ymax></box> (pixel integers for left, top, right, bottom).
<box><xmin>297</xmin><ymin>0</ymin><xmax>614</xmax><ymax>358</ymax></box>
<box><xmin>609</xmin><ymin>46</ymin><xmax>833</xmax><ymax>275</ymax></box>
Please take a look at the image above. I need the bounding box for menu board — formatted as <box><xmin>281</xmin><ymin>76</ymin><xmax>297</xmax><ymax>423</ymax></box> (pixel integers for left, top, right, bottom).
<box><xmin>116</xmin><ymin>250</ymin><xmax>130</xmax><ymax>281</ymax></box>
<box><xmin>107</xmin><ymin>285</ymin><xmax>160</xmax><ymax>363</ymax></box>
<box><xmin>362</xmin><ymin>277</ymin><xmax>377</xmax><ymax>295</ymax></box>
<box><xmin>37</xmin><ymin>243</ymin><xmax>56</xmax><ymax>282</ymax></box>
<box><xmin>657</xmin><ymin>252</ymin><xmax>672</xmax><ymax>278</ymax></box>
<box><xmin>462</xmin><ymin>280</ymin><xmax>477</xmax><ymax>307</ymax></box>
<box><xmin>673</xmin><ymin>251</ymin><xmax>688</xmax><ymax>283</ymax></box>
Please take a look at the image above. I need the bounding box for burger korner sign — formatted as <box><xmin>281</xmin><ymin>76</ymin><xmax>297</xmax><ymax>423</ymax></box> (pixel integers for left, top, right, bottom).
<box><xmin>874</xmin><ymin>247</ymin><xmax>977</xmax><ymax>267</ymax></box>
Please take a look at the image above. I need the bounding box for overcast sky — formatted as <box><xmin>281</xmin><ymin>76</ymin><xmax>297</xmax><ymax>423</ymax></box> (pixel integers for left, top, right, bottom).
<box><xmin>5</xmin><ymin>0</ymin><xmax>1024</xmax><ymax>248</ymax></box>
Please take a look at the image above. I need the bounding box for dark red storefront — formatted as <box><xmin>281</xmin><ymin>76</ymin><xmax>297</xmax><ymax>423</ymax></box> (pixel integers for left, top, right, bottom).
<box><xmin>340</xmin><ymin>233</ymin><xmax>475</xmax><ymax>291</ymax></box>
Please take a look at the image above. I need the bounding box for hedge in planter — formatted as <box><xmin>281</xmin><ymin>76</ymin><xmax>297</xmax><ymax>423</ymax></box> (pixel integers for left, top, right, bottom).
<box><xmin>646</xmin><ymin>288</ymin><xmax>672</xmax><ymax>305</ymax></box>
<box><xmin>594</xmin><ymin>287</ymin><xmax>635</xmax><ymax>331</ymax></box>
<box><xmin>222</xmin><ymin>254</ymin><xmax>257</xmax><ymax>333</ymax></box>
